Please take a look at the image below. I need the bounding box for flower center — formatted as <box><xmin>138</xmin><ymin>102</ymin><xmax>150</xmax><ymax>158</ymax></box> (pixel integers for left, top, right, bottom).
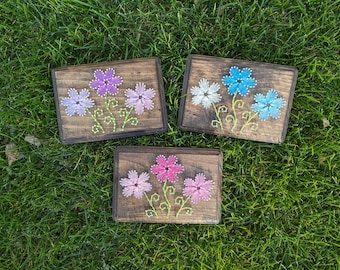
<box><xmin>196</xmin><ymin>186</ymin><xmax>201</xmax><ymax>190</ymax></box>
<box><xmin>236</xmin><ymin>79</ymin><xmax>242</xmax><ymax>84</ymax></box>
<box><xmin>164</xmin><ymin>166</ymin><xmax>169</xmax><ymax>171</ymax></box>
<box><xmin>134</xmin><ymin>183</ymin><xmax>138</xmax><ymax>187</ymax></box>
<box><xmin>138</xmin><ymin>95</ymin><xmax>143</xmax><ymax>100</ymax></box>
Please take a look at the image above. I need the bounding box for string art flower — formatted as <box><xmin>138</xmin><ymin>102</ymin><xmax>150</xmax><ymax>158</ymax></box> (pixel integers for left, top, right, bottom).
<box><xmin>191</xmin><ymin>78</ymin><xmax>222</xmax><ymax>109</ymax></box>
<box><xmin>183</xmin><ymin>173</ymin><xmax>214</xmax><ymax>204</ymax></box>
<box><xmin>222</xmin><ymin>66</ymin><xmax>257</xmax><ymax>96</ymax></box>
<box><xmin>124</xmin><ymin>82</ymin><xmax>156</xmax><ymax>115</ymax></box>
<box><xmin>119</xmin><ymin>170</ymin><xmax>152</xmax><ymax>199</ymax></box>
<box><xmin>89</xmin><ymin>68</ymin><xmax>123</xmax><ymax>96</ymax></box>
<box><xmin>61</xmin><ymin>88</ymin><xmax>94</xmax><ymax>116</ymax></box>
<box><xmin>251</xmin><ymin>89</ymin><xmax>286</xmax><ymax>121</ymax></box>
<box><xmin>151</xmin><ymin>155</ymin><xmax>184</xmax><ymax>183</ymax></box>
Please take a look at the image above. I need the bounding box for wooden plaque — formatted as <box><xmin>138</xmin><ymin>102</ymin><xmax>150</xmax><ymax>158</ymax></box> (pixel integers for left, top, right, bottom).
<box><xmin>112</xmin><ymin>146</ymin><xmax>222</xmax><ymax>224</ymax></box>
<box><xmin>52</xmin><ymin>58</ymin><xmax>167</xmax><ymax>144</ymax></box>
<box><xmin>178</xmin><ymin>55</ymin><xmax>298</xmax><ymax>143</ymax></box>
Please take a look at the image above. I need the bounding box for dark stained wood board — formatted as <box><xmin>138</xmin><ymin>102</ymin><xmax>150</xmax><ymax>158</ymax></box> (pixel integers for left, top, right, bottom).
<box><xmin>178</xmin><ymin>54</ymin><xmax>298</xmax><ymax>143</ymax></box>
<box><xmin>52</xmin><ymin>58</ymin><xmax>167</xmax><ymax>144</ymax></box>
<box><xmin>113</xmin><ymin>146</ymin><xmax>222</xmax><ymax>224</ymax></box>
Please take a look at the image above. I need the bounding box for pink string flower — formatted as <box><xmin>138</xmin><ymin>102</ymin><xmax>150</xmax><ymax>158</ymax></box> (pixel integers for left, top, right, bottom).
<box><xmin>119</xmin><ymin>170</ymin><xmax>152</xmax><ymax>199</ymax></box>
<box><xmin>150</xmin><ymin>155</ymin><xmax>184</xmax><ymax>183</ymax></box>
<box><xmin>183</xmin><ymin>173</ymin><xmax>214</xmax><ymax>204</ymax></box>
<box><xmin>125</xmin><ymin>82</ymin><xmax>156</xmax><ymax>115</ymax></box>
<box><xmin>89</xmin><ymin>68</ymin><xmax>123</xmax><ymax>96</ymax></box>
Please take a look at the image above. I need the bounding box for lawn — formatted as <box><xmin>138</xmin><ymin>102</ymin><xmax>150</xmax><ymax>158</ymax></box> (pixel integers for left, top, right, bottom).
<box><xmin>0</xmin><ymin>0</ymin><xmax>339</xmax><ymax>269</ymax></box>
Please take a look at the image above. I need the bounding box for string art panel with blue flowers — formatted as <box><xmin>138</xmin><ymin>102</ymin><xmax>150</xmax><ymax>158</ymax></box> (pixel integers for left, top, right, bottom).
<box><xmin>52</xmin><ymin>58</ymin><xmax>167</xmax><ymax>144</ymax></box>
<box><xmin>178</xmin><ymin>55</ymin><xmax>298</xmax><ymax>143</ymax></box>
<box><xmin>112</xmin><ymin>146</ymin><xmax>222</xmax><ymax>224</ymax></box>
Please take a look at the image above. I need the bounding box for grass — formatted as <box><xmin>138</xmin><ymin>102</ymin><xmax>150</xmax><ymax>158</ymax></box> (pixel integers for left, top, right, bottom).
<box><xmin>0</xmin><ymin>0</ymin><xmax>339</xmax><ymax>269</ymax></box>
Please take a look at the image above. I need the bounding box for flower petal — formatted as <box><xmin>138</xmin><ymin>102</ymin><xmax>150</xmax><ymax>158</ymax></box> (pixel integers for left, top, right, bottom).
<box><xmin>122</xmin><ymin>186</ymin><xmax>135</xmax><ymax>197</ymax></box>
<box><xmin>259</xmin><ymin>108</ymin><xmax>270</xmax><ymax>121</ymax></box>
<box><xmin>65</xmin><ymin>105</ymin><xmax>77</xmax><ymax>116</ymax></box>
<box><xmin>268</xmin><ymin>106</ymin><xmax>281</xmax><ymax>119</ymax></box>
<box><xmin>104</xmin><ymin>68</ymin><xmax>114</xmax><ymax>79</ymax></box>
<box><xmin>97</xmin><ymin>86</ymin><xmax>107</xmax><ymax>96</ymax></box>
<box><xmin>184</xmin><ymin>178</ymin><xmax>195</xmax><ymax>188</ymax></box>
<box><xmin>61</xmin><ymin>97</ymin><xmax>75</xmax><ymax>107</ymax></box>
<box><xmin>192</xmin><ymin>95</ymin><xmax>204</xmax><ymax>106</ymax></box>
<box><xmin>190</xmin><ymin>192</ymin><xmax>201</xmax><ymax>204</ymax></box>
<box><xmin>134</xmin><ymin>99</ymin><xmax>144</xmax><ymax>115</ymax></box>
<box><xmin>143</xmin><ymin>88</ymin><xmax>156</xmax><ymax>99</ymax></box>
<box><xmin>167</xmin><ymin>170</ymin><xmax>179</xmax><ymax>182</ymax></box>
<box><xmin>201</xmin><ymin>97</ymin><xmax>212</xmax><ymax>109</ymax></box>
<box><xmin>125</xmin><ymin>89</ymin><xmax>138</xmax><ymax>99</ymax></box>
<box><xmin>128</xmin><ymin>170</ymin><xmax>138</xmax><ymax>180</ymax></box>
<box><xmin>230</xmin><ymin>66</ymin><xmax>241</xmax><ymax>78</ymax></box>
<box><xmin>191</xmin><ymin>85</ymin><xmax>202</xmax><ymax>96</ymax></box>
<box><xmin>90</xmin><ymin>79</ymin><xmax>103</xmax><ymax>89</ymax></box>
<box><xmin>241</xmin><ymin>77</ymin><xmax>257</xmax><ymax>88</ymax></box>
<box><xmin>198</xmin><ymin>189</ymin><xmax>211</xmax><ymax>201</ymax></box>
<box><xmin>142</xmin><ymin>98</ymin><xmax>154</xmax><ymax>110</ymax></box>
<box><xmin>156</xmin><ymin>170</ymin><xmax>168</xmax><ymax>182</ymax></box>
<box><xmin>200</xmin><ymin>180</ymin><xmax>215</xmax><ymax>191</ymax></box>
<box><xmin>271</xmin><ymin>97</ymin><xmax>286</xmax><ymax>109</ymax></box>
<box><xmin>240</xmin><ymin>67</ymin><xmax>252</xmax><ymax>78</ymax></box>
<box><xmin>266</xmin><ymin>89</ymin><xmax>278</xmax><ymax>101</ymax></box>
<box><xmin>238</xmin><ymin>84</ymin><xmax>249</xmax><ymax>96</ymax></box>
<box><xmin>109</xmin><ymin>76</ymin><xmax>123</xmax><ymax>85</ymax></box>
<box><xmin>251</xmin><ymin>102</ymin><xmax>264</xmax><ymax>113</ymax></box>
<box><xmin>156</xmin><ymin>155</ymin><xmax>167</xmax><ymax>167</ymax></box>
<box><xmin>94</xmin><ymin>69</ymin><xmax>105</xmax><ymax>80</ymax></box>
<box><xmin>253</xmin><ymin>93</ymin><xmax>266</xmax><ymax>104</ymax></box>
<box><xmin>222</xmin><ymin>76</ymin><xmax>236</xmax><ymax>86</ymax></box>
<box><xmin>135</xmin><ymin>82</ymin><xmax>146</xmax><ymax>95</ymax></box>
<box><xmin>228</xmin><ymin>83</ymin><xmax>239</xmax><ymax>95</ymax></box>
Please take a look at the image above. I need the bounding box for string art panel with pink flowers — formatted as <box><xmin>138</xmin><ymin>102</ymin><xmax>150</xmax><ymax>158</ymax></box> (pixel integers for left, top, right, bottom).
<box><xmin>178</xmin><ymin>55</ymin><xmax>298</xmax><ymax>144</ymax></box>
<box><xmin>52</xmin><ymin>58</ymin><xmax>167</xmax><ymax>144</ymax></box>
<box><xmin>113</xmin><ymin>146</ymin><xmax>222</xmax><ymax>224</ymax></box>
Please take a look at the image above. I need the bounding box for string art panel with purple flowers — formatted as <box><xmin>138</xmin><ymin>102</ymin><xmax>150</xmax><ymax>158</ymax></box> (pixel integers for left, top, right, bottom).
<box><xmin>52</xmin><ymin>58</ymin><xmax>167</xmax><ymax>144</ymax></box>
<box><xmin>112</xmin><ymin>146</ymin><xmax>222</xmax><ymax>224</ymax></box>
<box><xmin>178</xmin><ymin>55</ymin><xmax>298</xmax><ymax>144</ymax></box>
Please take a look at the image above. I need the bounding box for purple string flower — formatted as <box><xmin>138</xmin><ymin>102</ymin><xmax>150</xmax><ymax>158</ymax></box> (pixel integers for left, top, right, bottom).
<box><xmin>61</xmin><ymin>88</ymin><xmax>94</xmax><ymax>116</ymax></box>
<box><xmin>151</xmin><ymin>155</ymin><xmax>184</xmax><ymax>183</ymax></box>
<box><xmin>119</xmin><ymin>170</ymin><xmax>152</xmax><ymax>199</ymax></box>
<box><xmin>183</xmin><ymin>173</ymin><xmax>214</xmax><ymax>204</ymax></box>
<box><xmin>89</xmin><ymin>68</ymin><xmax>123</xmax><ymax>96</ymax></box>
<box><xmin>125</xmin><ymin>82</ymin><xmax>156</xmax><ymax>115</ymax></box>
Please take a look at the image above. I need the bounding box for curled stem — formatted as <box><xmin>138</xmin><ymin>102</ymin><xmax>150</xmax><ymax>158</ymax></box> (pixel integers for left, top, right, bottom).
<box><xmin>104</xmin><ymin>94</ymin><xmax>118</xmax><ymax>132</ymax></box>
<box><xmin>120</xmin><ymin>107</ymin><xmax>138</xmax><ymax>131</ymax></box>
<box><xmin>175</xmin><ymin>196</ymin><xmax>192</xmax><ymax>218</ymax></box>
<box><xmin>144</xmin><ymin>192</ymin><xmax>159</xmax><ymax>218</ymax></box>
<box><xmin>226</xmin><ymin>94</ymin><xmax>244</xmax><ymax>132</ymax></box>
<box><xmin>211</xmin><ymin>104</ymin><xmax>227</xmax><ymax>129</ymax></box>
<box><xmin>160</xmin><ymin>180</ymin><xmax>175</xmax><ymax>218</ymax></box>
<box><xmin>240</xmin><ymin>111</ymin><xmax>259</xmax><ymax>133</ymax></box>
<box><xmin>87</xmin><ymin>108</ymin><xmax>105</xmax><ymax>134</ymax></box>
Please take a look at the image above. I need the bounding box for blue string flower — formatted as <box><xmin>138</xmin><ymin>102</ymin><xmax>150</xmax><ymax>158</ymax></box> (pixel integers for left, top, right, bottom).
<box><xmin>222</xmin><ymin>66</ymin><xmax>257</xmax><ymax>96</ymax></box>
<box><xmin>251</xmin><ymin>89</ymin><xmax>286</xmax><ymax>121</ymax></box>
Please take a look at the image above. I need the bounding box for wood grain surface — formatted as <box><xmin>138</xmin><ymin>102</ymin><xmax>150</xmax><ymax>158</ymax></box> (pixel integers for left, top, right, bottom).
<box><xmin>113</xmin><ymin>146</ymin><xmax>222</xmax><ymax>224</ymax></box>
<box><xmin>178</xmin><ymin>54</ymin><xmax>298</xmax><ymax>143</ymax></box>
<box><xmin>52</xmin><ymin>58</ymin><xmax>167</xmax><ymax>144</ymax></box>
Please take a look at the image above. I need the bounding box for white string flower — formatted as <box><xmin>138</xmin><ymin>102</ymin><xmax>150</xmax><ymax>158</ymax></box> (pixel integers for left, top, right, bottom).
<box><xmin>191</xmin><ymin>78</ymin><xmax>222</xmax><ymax>109</ymax></box>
